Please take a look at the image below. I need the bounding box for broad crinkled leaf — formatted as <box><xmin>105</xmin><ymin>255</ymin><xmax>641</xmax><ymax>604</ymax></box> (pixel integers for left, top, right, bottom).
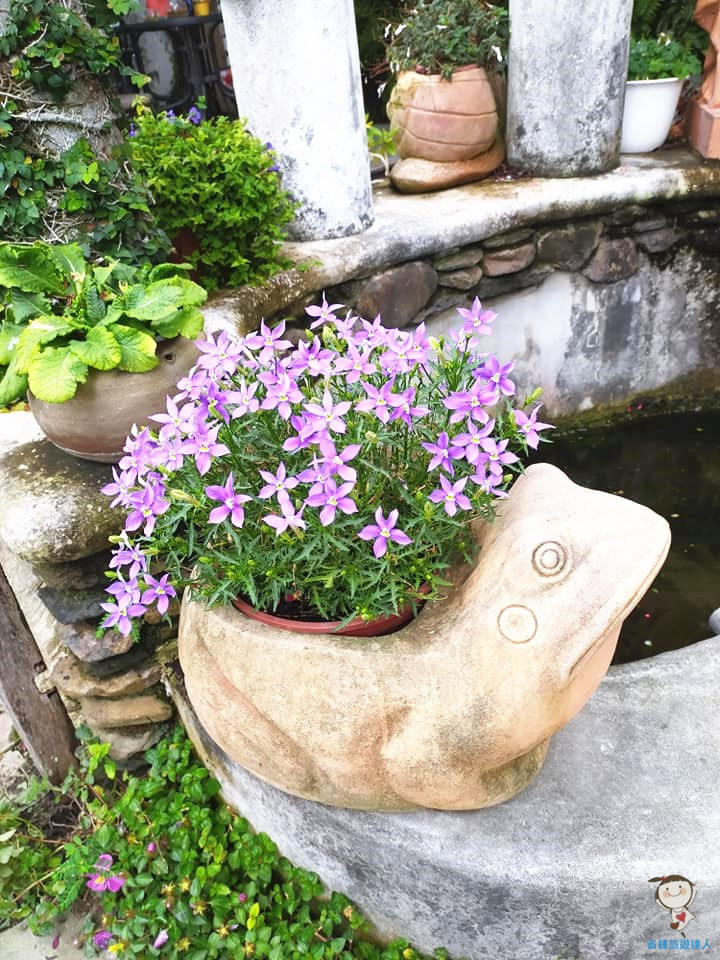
<box><xmin>123</xmin><ymin>277</ymin><xmax>207</xmax><ymax>321</ymax></box>
<box><xmin>0</xmin><ymin>244</ymin><xmax>66</xmax><ymax>295</ymax></box>
<box><xmin>0</xmin><ymin>323</ymin><xmax>25</xmax><ymax>366</ymax></box>
<box><xmin>108</xmin><ymin>323</ymin><xmax>159</xmax><ymax>373</ymax></box>
<box><xmin>0</xmin><ymin>352</ymin><xmax>28</xmax><ymax>406</ymax></box>
<box><xmin>27</xmin><ymin>346</ymin><xmax>88</xmax><ymax>403</ymax></box>
<box><xmin>15</xmin><ymin>317</ymin><xmax>74</xmax><ymax>373</ymax></box>
<box><xmin>69</xmin><ymin>326</ymin><xmax>121</xmax><ymax>370</ymax></box>
<box><xmin>47</xmin><ymin>243</ymin><xmax>86</xmax><ymax>286</ymax></box>
<box><xmin>152</xmin><ymin>306</ymin><xmax>204</xmax><ymax>340</ymax></box>
<box><xmin>6</xmin><ymin>290</ymin><xmax>51</xmax><ymax>324</ymax></box>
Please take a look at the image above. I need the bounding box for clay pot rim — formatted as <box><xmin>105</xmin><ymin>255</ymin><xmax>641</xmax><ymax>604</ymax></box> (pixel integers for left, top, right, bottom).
<box><xmin>231</xmin><ymin>590</ymin><xmax>428</xmax><ymax>638</ymax></box>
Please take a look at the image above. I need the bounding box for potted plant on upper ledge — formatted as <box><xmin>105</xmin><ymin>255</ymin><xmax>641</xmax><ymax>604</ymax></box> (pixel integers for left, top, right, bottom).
<box><xmin>385</xmin><ymin>0</ymin><xmax>508</xmax><ymax>192</ymax></box>
<box><xmin>621</xmin><ymin>35</ymin><xmax>701</xmax><ymax>153</ymax></box>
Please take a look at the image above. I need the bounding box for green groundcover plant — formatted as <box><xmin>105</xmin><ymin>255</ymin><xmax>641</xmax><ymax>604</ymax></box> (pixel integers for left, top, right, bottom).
<box><xmin>628</xmin><ymin>35</ymin><xmax>702</xmax><ymax>80</ymax></box>
<box><xmin>2</xmin><ymin>729</ymin><xmax>456</xmax><ymax>958</ymax></box>
<box><xmin>124</xmin><ymin>103</ymin><xmax>296</xmax><ymax>293</ymax></box>
<box><xmin>100</xmin><ymin>298</ymin><xmax>552</xmax><ymax>637</ymax></box>
<box><xmin>386</xmin><ymin>0</ymin><xmax>509</xmax><ymax>78</ymax></box>
<box><xmin>0</xmin><ymin>241</ymin><xmax>206</xmax><ymax>405</ymax></box>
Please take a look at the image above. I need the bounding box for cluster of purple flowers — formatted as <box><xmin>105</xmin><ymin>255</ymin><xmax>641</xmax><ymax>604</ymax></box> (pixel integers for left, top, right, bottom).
<box><xmin>102</xmin><ymin>297</ymin><xmax>552</xmax><ymax>634</ymax></box>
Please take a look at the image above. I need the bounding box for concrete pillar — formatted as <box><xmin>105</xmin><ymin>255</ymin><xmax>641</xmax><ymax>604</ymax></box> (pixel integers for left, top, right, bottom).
<box><xmin>507</xmin><ymin>0</ymin><xmax>633</xmax><ymax>176</ymax></box>
<box><xmin>222</xmin><ymin>0</ymin><xmax>373</xmax><ymax>241</ymax></box>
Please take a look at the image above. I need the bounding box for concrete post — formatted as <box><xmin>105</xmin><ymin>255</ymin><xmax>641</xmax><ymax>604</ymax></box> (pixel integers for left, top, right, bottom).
<box><xmin>221</xmin><ymin>0</ymin><xmax>373</xmax><ymax>241</ymax></box>
<box><xmin>507</xmin><ymin>0</ymin><xmax>633</xmax><ymax>176</ymax></box>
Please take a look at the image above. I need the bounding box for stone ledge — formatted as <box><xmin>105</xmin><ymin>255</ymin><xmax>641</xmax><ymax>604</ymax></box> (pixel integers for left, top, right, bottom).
<box><xmin>208</xmin><ymin>150</ymin><xmax>720</xmax><ymax>330</ymax></box>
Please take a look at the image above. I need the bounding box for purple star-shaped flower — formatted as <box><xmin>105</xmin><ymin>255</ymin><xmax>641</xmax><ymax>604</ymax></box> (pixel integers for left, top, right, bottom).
<box><xmin>451</xmin><ymin>418</ymin><xmax>496</xmax><ymax>465</ymax></box>
<box><xmin>514</xmin><ymin>406</ymin><xmax>554</xmax><ymax>450</ymax></box>
<box><xmin>195</xmin><ymin>329</ymin><xmax>243</xmax><ymax>376</ymax></box>
<box><xmin>358</xmin><ymin>507</ymin><xmax>412</xmax><ymax>558</ymax></box>
<box><xmin>226</xmin><ymin>378</ymin><xmax>260</xmax><ymax>418</ymax></box>
<box><xmin>181</xmin><ymin>424</ymin><xmax>230</xmax><ymax>476</ymax></box>
<box><xmin>421</xmin><ymin>432</ymin><xmax>464</xmax><ymax>474</ymax></box>
<box><xmin>443</xmin><ymin>382</ymin><xmax>498</xmax><ymax>424</ymax></box>
<box><xmin>306</xmin><ymin>478</ymin><xmax>357</xmax><ymax>526</ymax></box>
<box><xmin>125</xmin><ymin>483</ymin><xmax>170</xmax><ymax>536</ymax></box>
<box><xmin>456</xmin><ymin>297</ymin><xmax>496</xmax><ymax>339</ymax></box>
<box><xmin>305</xmin><ymin>294</ymin><xmax>344</xmax><ymax>330</ymax></box>
<box><xmin>476</xmin><ymin>437</ymin><xmax>520</xmax><ymax>477</ymax></box>
<box><xmin>261</xmin><ymin>373</ymin><xmax>303</xmax><ymax>420</ymax></box>
<box><xmin>257</xmin><ymin>462</ymin><xmax>299</xmax><ymax>500</ymax></box>
<box><xmin>303</xmin><ymin>389</ymin><xmax>351</xmax><ymax>434</ymax></box>
<box><xmin>474</xmin><ymin>354</ymin><xmax>516</xmax><ymax>398</ymax></box>
<box><xmin>262</xmin><ymin>496</ymin><xmax>306</xmax><ymax>535</ymax></box>
<box><xmin>205</xmin><ymin>472</ymin><xmax>252</xmax><ymax>526</ymax></box>
<box><xmin>100</xmin><ymin>580</ymin><xmax>147</xmax><ymax>637</ymax></box>
<box><xmin>317</xmin><ymin>439</ymin><xmax>361</xmax><ymax>483</ymax></box>
<box><xmin>140</xmin><ymin>573</ymin><xmax>177</xmax><ymax>616</ymax></box>
<box><xmin>356</xmin><ymin>379</ymin><xmax>398</xmax><ymax>424</ymax></box>
<box><xmin>244</xmin><ymin>319</ymin><xmax>292</xmax><ymax>365</ymax></box>
<box><xmin>428</xmin><ymin>475</ymin><xmax>472</xmax><ymax>517</ymax></box>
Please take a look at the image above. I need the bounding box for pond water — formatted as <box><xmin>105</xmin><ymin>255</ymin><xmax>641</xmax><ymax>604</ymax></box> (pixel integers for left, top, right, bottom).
<box><xmin>529</xmin><ymin>410</ymin><xmax>720</xmax><ymax>664</ymax></box>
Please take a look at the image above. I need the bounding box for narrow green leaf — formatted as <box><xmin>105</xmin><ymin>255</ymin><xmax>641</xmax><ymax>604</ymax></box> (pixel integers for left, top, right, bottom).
<box><xmin>27</xmin><ymin>347</ymin><xmax>88</xmax><ymax>403</ymax></box>
<box><xmin>108</xmin><ymin>323</ymin><xmax>158</xmax><ymax>373</ymax></box>
<box><xmin>84</xmin><ymin>285</ymin><xmax>107</xmax><ymax>324</ymax></box>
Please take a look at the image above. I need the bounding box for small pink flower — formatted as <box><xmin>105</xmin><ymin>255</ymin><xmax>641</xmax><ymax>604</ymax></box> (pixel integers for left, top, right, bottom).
<box><xmin>238</xmin><ymin>892</ymin><xmax>248</xmax><ymax>902</ymax></box>
<box><xmin>93</xmin><ymin>929</ymin><xmax>113</xmax><ymax>949</ymax></box>
<box><xmin>153</xmin><ymin>929</ymin><xmax>169</xmax><ymax>949</ymax></box>
<box><xmin>146</xmin><ymin>841</ymin><xmax>157</xmax><ymax>854</ymax></box>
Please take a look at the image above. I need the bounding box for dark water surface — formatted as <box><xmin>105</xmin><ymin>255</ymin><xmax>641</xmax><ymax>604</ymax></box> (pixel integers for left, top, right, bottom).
<box><xmin>529</xmin><ymin>411</ymin><xmax>720</xmax><ymax>664</ymax></box>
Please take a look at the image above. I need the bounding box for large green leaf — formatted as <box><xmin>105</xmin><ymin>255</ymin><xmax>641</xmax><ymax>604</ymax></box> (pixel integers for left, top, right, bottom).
<box><xmin>108</xmin><ymin>323</ymin><xmax>158</xmax><ymax>373</ymax></box>
<box><xmin>47</xmin><ymin>243</ymin><xmax>86</xmax><ymax>285</ymax></box>
<box><xmin>0</xmin><ymin>244</ymin><xmax>65</xmax><ymax>295</ymax></box>
<box><xmin>0</xmin><ymin>352</ymin><xmax>28</xmax><ymax>406</ymax></box>
<box><xmin>14</xmin><ymin>316</ymin><xmax>74</xmax><ymax>373</ymax></box>
<box><xmin>123</xmin><ymin>277</ymin><xmax>207</xmax><ymax>321</ymax></box>
<box><xmin>152</xmin><ymin>306</ymin><xmax>204</xmax><ymax>340</ymax></box>
<box><xmin>84</xmin><ymin>285</ymin><xmax>107</xmax><ymax>324</ymax></box>
<box><xmin>69</xmin><ymin>326</ymin><xmax>122</xmax><ymax>370</ymax></box>
<box><xmin>0</xmin><ymin>323</ymin><xmax>25</xmax><ymax>366</ymax></box>
<box><xmin>6</xmin><ymin>290</ymin><xmax>51</xmax><ymax>324</ymax></box>
<box><xmin>27</xmin><ymin>347</ymin><xmax>88</xmax><ymax>403</ymax></box>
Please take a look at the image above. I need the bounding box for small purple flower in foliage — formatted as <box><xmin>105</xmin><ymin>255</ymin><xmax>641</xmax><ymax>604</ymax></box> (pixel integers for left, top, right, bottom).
<box><xmin>476</xmin><ymin>437</ymin><xmax>519</xmax><ymax>478</ymax></box>
<box><xmin>456</xmin><ymin>297</ymin><xmax>496</xmax><ymax>339</ymax></box>
<box><xmin>306</xmin><ymin>479</ymin><xmax>357</xmax><ymax>526</ymax></box>
<box><xmin>286</xmin><ymin>337</ymin><xmax>334</xmax><ymax>378</ymax></box>
<box><xmin>93</xmin><ymin>930</ymin><xmax>113</xmax><ymax>950</ymax></box>
<box><xmin>317</xmin><ymin>439</ymin><xmax>360</xmax><ymax>484</ymax></box>
<box><xmin>125</xmin><ymin>484</ymin><xmax>170</xmax><ymax>536</ymax></box>
<box><xmin>150</xmin><ymin>395</ymin><xmax>193</xmax><ymax>439</ymax></box>
<box><xmin>305</xmin><ymin>294</ymin><xmax>344</xmax><ymax>330</ymax></box>
<box><xmin>470</xmin><ymin>466</ymin><xmax>509</xmax><ymax>498</ymax></box>
<box><xmin>428</xmin><ymin>475</ymin><xmax>472</xmax><ymax>517</ymax></box>
<box><xmin>356</xmin><ymin>379</ymin><xmax>398</xmax><ymax>424</ymax></box>
<box><xmin>86</xmin><ymin>873</ymin><xmax>108</xmax><ymax>892</ymax></box>
<box><xmin>474</xmin><ymin>354</ymin><xmax>516</xmax><ymax>398</ymax></box>
<box><xmin>452</xmin><ymin>418</ymin><xmax>496</xmax><ymax>465</ymax></box>
<box><xmin>106</xmin><ymin>874</ymin><xmax>125</xmax><ymax>892</ymax></box>
<box><xmin>358</xmin><ymin>508</ymin><xmax>412</xmax><ymax>559</ymax></box>
<box><xmin>95</xmin><ymin>854</ymin><xmax>114</xmax><ymax>870</ymax></box>
<box><xmin>127</xmin><ymin>123</ymin><xmax>137</xmax><ymax>139</ymax></box>
<box><xmin>334</xmin><ymin>342</ymin><xmax>376</xmax><ymax>382</ymax></box>
<box><xmin>100</xmin><ymin>580</ymin><xmax>147</xmax><ymax>636</ymax></box>
<box><xmin>196</xmin><ymin>329</ymin><xmax>243</xmax><ymax>377</ymax></box>
<box><xmin>205</xmin><ymin>473</ymin><xmax>252</xmax><ymax>527</ymax></box>
<box><xmin>261</xmin><ymin>373</ymin><xmax>302</xmax><ymax>420</ymax></box>
<box><xmin>244</xmin><ymin>319</ymin><xmax>292</xmax><ymax>365</ymax></box>
<box><xmin>153</xmin><ymin>930</ymin><xmax>169</xmax><ymax>950</ymax></box>
<box><xmin>181</xmin><ymin>424</ymin><xmax>230</xmax><ymax>476</ymax></box>
<box><xmin>303</xmin><ymin>389</ymin><xmax>351</xmax><ymax>434</ymax></box>
<box><xmin>188</xmin><ymin>105</ymin><xmax>202</xmax><ymax>125</ymax></box>
<box><xmin>263</xmin><ymin>496</ymin><xmax>306</xmax><ymax>535</ymax></box>
<box><xmin>388</xmin><ymin>386</ymin><xmax>429</xmax><ymax>428</ymax></box>
<box><xmin>226</xmin><ymin>378</ymin><xmax>260</xmax><ymax>418</ymax></box>
<box><xmin>257</xmin><ymin>462</ymin><xmax>298</xmax><ymax>500</ymax></box>
<box><xmin>443</xmin><ymin>383</ymin><xmax>497</xmax><ymax>424</ymax></box>
<box><xmin>513</xmin><ymin>406</ymin><xmax>554</xmax><ymax>450</ymax></box>
<box><xmin>109</xmin><ymin>537</ymin><xmax>148</xmax><ymax>579</ymax></box>
<box><xmin>421</xmin><ymin>432</ymin><xmax>463</xmax><ymax>475</ymax></box>
<box><xmin>296</xmin><ymin>456</ymin><xmax>332</xmax><ymax>493</ymax></box>
<box><xmin>101</xmin><ymin>467</ymin><xmax>136</xmax><ymax>509</ymax></box>
<box><xmin>141</xmin><ymin>574</ymin><xmax>177</xmax><ymax>615</ymax></box>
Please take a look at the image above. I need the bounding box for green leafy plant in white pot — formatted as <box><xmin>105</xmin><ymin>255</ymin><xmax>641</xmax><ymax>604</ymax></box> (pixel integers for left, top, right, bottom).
<box><xmin>621</xmin><ymin>35</ymin><xmax>702</xmax><ymax>153</ymax></box>
<box><xmin>0</xmin><ymin>242</ymin><xmax>206</xmax><ymax>461</ymax></box>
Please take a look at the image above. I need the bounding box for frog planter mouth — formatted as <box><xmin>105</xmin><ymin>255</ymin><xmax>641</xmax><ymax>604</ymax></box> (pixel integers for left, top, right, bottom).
<box><xmin>178</xmin><ymin>462</ymin><xmax>671</xmax><ymax>811</ymax></box>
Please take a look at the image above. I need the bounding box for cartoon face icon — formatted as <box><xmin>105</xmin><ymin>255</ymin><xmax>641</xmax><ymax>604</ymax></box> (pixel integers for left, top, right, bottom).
<box><xmin>658</xmin><ymin>880</ymin><xmax>693</xmax><ymax>910</ymax></box>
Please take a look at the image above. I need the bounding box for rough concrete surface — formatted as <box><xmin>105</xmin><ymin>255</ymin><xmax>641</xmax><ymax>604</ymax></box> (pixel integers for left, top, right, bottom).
<box><xmin>175</xmin><ymin>632</ymin><xmax>720</xmax><ymax>960</ymax></box>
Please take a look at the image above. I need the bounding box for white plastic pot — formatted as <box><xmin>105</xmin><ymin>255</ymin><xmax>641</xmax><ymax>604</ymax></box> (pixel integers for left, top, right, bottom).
<box><xmin>620</xmin><ymin>77</ymin><xmax>684</xmax><ymax>153</ymax></box>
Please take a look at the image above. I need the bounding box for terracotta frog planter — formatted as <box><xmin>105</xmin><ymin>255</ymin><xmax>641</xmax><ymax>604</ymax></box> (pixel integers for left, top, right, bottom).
<box><xmin>178</xmin><ymin>463</ymin><xmax>670</xmax><ymax>811</ymax></box>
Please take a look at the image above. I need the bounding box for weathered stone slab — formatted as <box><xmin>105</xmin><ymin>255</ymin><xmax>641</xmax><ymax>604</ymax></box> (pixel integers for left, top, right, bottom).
<box><xmin>689</xmin><ymin>228</ymin><xmax>720</xmax><ymax>254</ymax></box>
<box><xmin>50</xmin><ymin>646</ymin><xmax>162</xmax><ymax>700</ymax></box>
<box><xmin>636</xmin><ymin>228</ymin><xmax>680</xmax><ymax>254</ymax></box>
<box><xmin>37</xmin><ymin>585</ymin><xmax>105</xmax><ymax>624</ymax></box>
<box><xmin>482</xmin><ymin>242</ymin><xmax>536</xmax><ymax>276</ymax></box>
<box><xmin>536</xmin><ymin>221</ymin><xmax>603</xmax><ymax>270</ymax></box>
<box><xmin>475</xmin><ymin>265</ymin><xmax>554</xmax><ymax>300</ymax></box>
<box><xmin>61</xmin><ymin>621</ymin><xmax>134</xmax><ymax>663</ymax></box>
<box><xmin>436</xmin><ymin>266</ymin><xmax>484</xmax><ymax>290</ymax></box>
<box><xmin>31</xmin><ymin>550</ymin><xmax>110</xmax><ymax>590</ymax></box>
<box><xmin>92</xmin><ymin>723</ymin><xmax>166</xmax><ymax>766</ymax></box>
<box><xmin>173</xmin><ymin>632</ymin><xmax>720</xmax><ymax>960</ymax></box>
<box><xmin>349</xmin><ymin>262</ymin><xmax>438</xmax><ymax>328</ymax></box>
<box><xmin>583</xmin><ymin>238</ymin><xmax>639</xmax><ymax>283</ymax></box>
<box><xmin>482</xmin><ymin>228</ymin><xmax>535</xmax><ymax>250</ymax></box>
<box><xmin>0</xmin><ymin>440</ymin><xmax>121</xmax><ymax>563</ymax></box>
<box><xmin>432</xmin><ymin>245</ymin><xmax>484</xmax><ymax>270</ymax></box>
<box><xmin>80</xmin><ymin>691</ymin><xmax>172</xmax><ymax>729</ymax></box>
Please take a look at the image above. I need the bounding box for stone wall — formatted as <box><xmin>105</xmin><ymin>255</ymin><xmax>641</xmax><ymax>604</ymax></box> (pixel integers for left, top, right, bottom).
<box><xmin>0</xmin><ymin>415</ymin><xmax>175</xmax><ymax>769</ymax></box>
<box><xmin>206</xmin><ymin>150</ymin><xmax>720</xmax><ymax>416</ymax></box>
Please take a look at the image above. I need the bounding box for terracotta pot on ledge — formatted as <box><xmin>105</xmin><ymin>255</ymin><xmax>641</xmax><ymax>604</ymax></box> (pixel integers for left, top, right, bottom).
<box><xmin>178</xmin><ymin>463</ymin><xmax>670</xmax><ymax>812</ymax></box>
<box><xmin>387</xmin><ymin>65</ymin><xmax>506</xmax><ymax>193</ymax></box>
<box><xmin>28</xmin><ymin>336</ymin><xmax>199</xmax><ymax>463</ymax></box>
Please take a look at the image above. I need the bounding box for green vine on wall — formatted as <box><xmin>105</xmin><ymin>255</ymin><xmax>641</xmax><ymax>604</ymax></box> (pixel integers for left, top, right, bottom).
<box><xmin>0</xmin><ymin>0</ymin><xmax>167</xmax><ymax>261</ymax></box>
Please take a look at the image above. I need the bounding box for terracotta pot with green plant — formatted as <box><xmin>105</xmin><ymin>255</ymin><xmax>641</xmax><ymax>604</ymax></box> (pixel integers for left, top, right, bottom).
<box><xmin>621</xmin><ymin>35</ymin><xmax>702</xmax><ymax>153</ymax></box>
<box><xmin>0</xmin><ymin>241</ymin><xmax>206</xmax><ymax>461</ymax></box>
<box><xmin>385</xmin><ymin>0</ymin><xmax>508</xmax><ymax>192</ymax></box>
